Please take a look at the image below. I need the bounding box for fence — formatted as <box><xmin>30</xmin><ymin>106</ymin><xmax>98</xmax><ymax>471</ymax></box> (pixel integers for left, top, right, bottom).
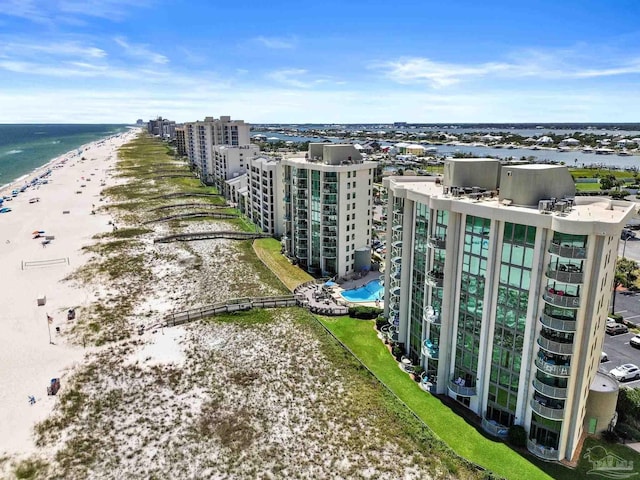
<box><xmin>22</xmin><ymin>257</ymin><xmax>69</xmax><ymax>270</ymax></box>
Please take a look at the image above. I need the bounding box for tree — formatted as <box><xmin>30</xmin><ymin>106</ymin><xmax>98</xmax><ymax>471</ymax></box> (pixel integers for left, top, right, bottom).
<box><xmin>600</xmin><ymin>174</ymin><xmax>618</xmax><ymax>191</ymax></box>
<box><xmin>612</xmin><ymin>257</ymin><xmax>638</xmax><ymax>314</ymax></box>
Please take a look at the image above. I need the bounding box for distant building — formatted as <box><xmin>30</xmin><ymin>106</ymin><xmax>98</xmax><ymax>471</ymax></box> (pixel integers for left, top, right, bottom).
<box><xmin>175</xmin><ymin>126</ymin><xmax>186</xmax><ymax>156</ymax></box>
<box><xmin>383</xmin><ymin>158</ymin><xmax>635</xmax><ymax>462</ymax></box>
<box><xmin>147</xmin><ymin>116</ymin><xmax>176</xmax><ymax>140</ymax></box>
<box><xmin>183</xmin><ymin>116</ymin><xmax>251</xmax><ymax>182</ymax></box>
<box><xmin>282</xmin><ymin>144</ymin><xmax>376</xmax><ymax>277</ymax></box>
<box><xmin>136</xmin><ymin>119</ymin><xmax>144</xmax><ymax>126</ymax></box>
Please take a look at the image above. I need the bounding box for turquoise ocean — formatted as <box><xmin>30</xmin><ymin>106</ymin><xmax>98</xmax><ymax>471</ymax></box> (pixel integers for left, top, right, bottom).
<box><xmin>0</xmin><ymin>124</ymin><xmax>130</xmax><ymax>188</ymax></box>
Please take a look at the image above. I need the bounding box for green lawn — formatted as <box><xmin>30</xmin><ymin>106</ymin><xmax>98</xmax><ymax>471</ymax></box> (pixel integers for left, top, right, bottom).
<box><xmin>318</xmin><ymin>316</ymin><xmax>557</xmax><ymax>480</ymax></box>
<box><xmin>253</xmin><ymin>238</ymin><xmax>314</xmax><ymax>291</ymax></box>
<box><xmin>575</xmin><ymin>182</ymin><xmax>601</xmax><ymax>192</ymax></box>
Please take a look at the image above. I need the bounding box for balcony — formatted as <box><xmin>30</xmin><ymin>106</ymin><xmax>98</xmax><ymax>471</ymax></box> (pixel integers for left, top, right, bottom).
<box><xmin>545</xmin><ymin>266</ymin><xmax>583</xmax><ymax>284</ymax></box>
<box><xmin>427</xmin><ymin>236</ymin><xmax>446</xmax><ymax>249</ymax></box>
<box><xmin>482</xmin><ymin>418</ymin><xmax>509</xmax><ymax>438</ymax></box>
<box><xmin>534</xmin><ymin>356</ymin><xmax>571</xmax><ymax>377</ymax></box>
<box><xmin>542</xmin><ymin>290</ymin><xmax>580</xmax><ymax>308</ymax></box>
<box><xmin>284</xmin><ymin>195</ymin><xmax>291</xmax><ymax>203</ymax></box>
<box><xmin>548</xmin><ymin>243</ymin><xmax>587</xmax><ymax>259</ymax></box>
<box><xmin>537</xmin><ymin>335</ymin><xmax>574</xmax><ymax>355</ymax></box>
<box><xmin>532</xmin><ymin>378</ymin><xmax>567</xmax><ymax>399</ymax></box>
<box><xmin>322</xmin><ymin>248</ymin><xmax>337</xmax><ymax>258</ymax></box>
<box><xmin>448</xmin><ymin>378</ymin><xmax>476</xmax><ymax>396</ymax></box>
<box><xmin>323</xmin><ymin>186</ymin><xmax>337</xmax><ymax>194</ymax></box>
<box><xmin>392</xmin><ymin>224</ymin><xmax>403</xmax><ymax>233</ymax></box>
<box><xmin>527</xmin><ymin>439</ymin><xmax>560</xmax><ymax>461</ymax></box>
<box><xmin>423</xmin><ymin>305</ymin><xmax>440</xmax><ymax>324</ymax></box>
<box><xmin>426</xmin><ymin>270</ymin><xmax>444</xmax><ymax>288</ymax></box>
<box><xmin>530</xmin><ymin>398</ymin><xmax>565</xmax><ymax>420</ymax></box>
<box><xmin>422</xmin><ymin>339</ymin><xmax>439</xmax><ymax>359</ymax></box>
<box><xmin>539</xmin><ymin>313</ymin><xmax>576</xmax><ymax>332</ymax></box>
<box><xmin>392</xmin><ymin>256</ymin><xmax>402</xmax><ymax>266</ymax></box>
<box><xmin>390</xmin><ymin>286</ymin><xmax>401</xmax><ymax>297</ymax></box>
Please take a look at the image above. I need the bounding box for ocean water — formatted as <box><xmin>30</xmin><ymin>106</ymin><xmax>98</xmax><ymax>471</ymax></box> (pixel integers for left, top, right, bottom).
<box><xmin>0</xmin><ymin>124</ymin><xmax>129</xmax><ymax>187</ymax></box>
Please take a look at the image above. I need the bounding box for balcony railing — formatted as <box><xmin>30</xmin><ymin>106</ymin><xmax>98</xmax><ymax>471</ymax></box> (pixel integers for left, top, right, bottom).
<box><xmin>527</xmin><ymin>438</ymin><xmax>560</xmax><ymax>461</ymax></box>
<box><xmin>533</xmin><ymin>378</ymin><xmax>567</xmax><ymax>399</ymax></box>
<box><xmin>482</xmin><ymin>418</ymin><xmax>509</xmax><ymax>438</ymax></box>
<box><xmin>427</xmin><ymin>236</ymin><xmax>447</xmax><ymax>249</ymax></box>
<box><xmin>542</xmin><ymin>291</ymin><xmax>580</xmax><ymax>308</ymax></box>
<box><xmin>423</xmin><ymin>306</ymin><xmax>440</xmax><ymax>324</ymax></box>
<box><xmin>392</xmin><ymin>224</ymin><xmax>403</xmax><ymax>232</ymax></box>
<box><xmin>530</xmin><ymin>399</ymin><xmax>565</xmax><ymax>420</ymax></box>
<box><xmin>448</xmin><ymin>378</ymin><xmax>476</xmax><ymax>396</ymax></box>
<box><xmin>537</xmin><ymin>335</ymin><xmax>574</xmax><ymax>355</ymax></box>
<box><xmin>426</xmin><ymin>270</ymin><xmax>444</xmax><ymax>288</ymax></box>
<box><xmin>548</xmin><ymin>243</ymin><xmax>587</xmax><ymax>259</ymax></box>
<box><xmin>545</xmin><ymin>268</ymin><xmax>584</xmax><ymax>284</ymax></box>
<box><xmin>534</xmin><ymin>357</ymin><xmax>571</xmax><ymax>377</ymax></box>
<box><xmin>540</xmin><ymin>313</ymin><xmax>576</xmax><ymax>332</ymax></box>
<box><xmin>422</xmin><ymin>340</ymin><xmax>439</xmax><ymax>359</ymax></box>
<box><xmin>390</xmin><ymin>286</ymin><xmax>401</xmax><ymax>297</ymax></box>
<box><xmin>322</xmin><ymin>248</ymin><xmax>337</xmax><ymax>258</ymax></box>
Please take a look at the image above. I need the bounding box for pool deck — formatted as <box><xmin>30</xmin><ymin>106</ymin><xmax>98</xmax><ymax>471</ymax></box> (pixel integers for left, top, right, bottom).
<box><xmin>294</xmin><ymin>270</ymin><xmax>384</xmax><ymax>314</ymax></box>
<box><xmin>335</xmin><ymin>270</ymin><xmax>385</xmax><ymax>308</ymax></box>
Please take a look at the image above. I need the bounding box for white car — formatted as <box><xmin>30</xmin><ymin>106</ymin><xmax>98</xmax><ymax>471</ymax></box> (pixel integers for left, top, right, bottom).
<box><xmin>609</xmin><ymin>364</ymin><xmax>640</xmax><ymax>382</ymax></box>
<box><xmin>630</xmin><ymin>335</ymin><xmax>640</xmax><ymax>349</ymax></box>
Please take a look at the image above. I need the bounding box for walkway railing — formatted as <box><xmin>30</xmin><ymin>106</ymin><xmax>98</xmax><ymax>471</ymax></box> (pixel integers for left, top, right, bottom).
<box><xmin>154</xmin><ymin>231</ymin><xmax>271</xmax><ymax>243</ymax></box>
<box><xmin>163</xmin><ymin>295</ymin><xmax>300</xmax><ymax>327</ymax></box>
<box><xmin>144</xmin><ymin>212</ymin><xmax>238</xmax><ymax>224</ymax></box>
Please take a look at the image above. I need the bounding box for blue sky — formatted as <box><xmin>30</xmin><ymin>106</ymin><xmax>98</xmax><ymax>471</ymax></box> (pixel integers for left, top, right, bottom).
<box><xmin>1</xmin><ymin>0</ymin><xmax>640</xmax><ymax>123</ymax></box>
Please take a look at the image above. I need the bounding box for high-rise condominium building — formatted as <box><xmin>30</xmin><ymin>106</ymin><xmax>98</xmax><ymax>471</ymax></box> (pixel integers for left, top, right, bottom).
<box><xmin>211</xmin><ymin>144</ymin><xmax>260</xmax><ymax>192</ymax></box>
<box><xmin>282</xmin><ymin>144</ymin><xmax>376</xmax><ymax>277</ymax></box>
<box><xmin>383</xmin><ymin>158</ymin><xmax>635</xmax><ymax>462</ymax></box>
<box><xmin>247</xmin><ymin>156</ymin><xmax>285</xmax><ymax>236</ymax></box>
<box><xmin>183</xmin><ymin>116</ymin><xmax>251</xmax><ymax>182</ymax></box>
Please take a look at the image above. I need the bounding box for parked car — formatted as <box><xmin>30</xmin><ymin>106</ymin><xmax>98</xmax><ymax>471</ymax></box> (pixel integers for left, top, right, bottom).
<box><xmin>601</xmin><ymin>352</ymin><xmax>609</xmax><ymax>362</ymax></box>
<box><xmin>630</xmin><ymin>334</ymin><xmax>640</xmax><ymax>349</ymax></box>
<box><xmin>606</xmin><ymin>323</ymin><xmax>629</xmax><ymax>335</ymax></box>
<box><xmin>609</xmin><ymin>364</ymin><xmax>640</xmax><ymax>382</ymax></box>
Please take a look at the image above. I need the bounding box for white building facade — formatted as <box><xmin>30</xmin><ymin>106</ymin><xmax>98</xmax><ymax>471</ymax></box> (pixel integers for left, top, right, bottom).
<box><xmin>184</xmin><ymin>116</ymin><xmax>251</xmax><ymax>183</ymax></box>
<box><xmin>247</xmin><ymin>156</ymin><xmax>285</xmax><ymax>237</ymax></box>
<box><xmin>383</xmin><ymin>158</ymin><xmax>635</xmax><ymax>462</ymax></box>
<box><xmin>211</xmin><ymin>144</ymin><xmax>260</xmax><ymax>192</ymax></box>
<box><xmin>282</xmin><ymin>144</ymin><xmax>376</xmax><ymax>277</ymax></box>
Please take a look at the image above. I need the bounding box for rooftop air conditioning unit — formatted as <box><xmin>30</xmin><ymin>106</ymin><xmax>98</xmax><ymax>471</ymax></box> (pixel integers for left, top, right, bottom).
<box><xmin>538</xmin><ymin>200</ymin><xmax>553</xmax><ymax>213</ymax></box>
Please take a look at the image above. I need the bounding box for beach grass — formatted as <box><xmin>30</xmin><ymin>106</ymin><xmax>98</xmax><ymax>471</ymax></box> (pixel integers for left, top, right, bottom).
<box><xmin>253</xmin><ymin>238</ymin><xmax>314</xmax><ymax>291</ymax></box>
<box><xmin>317</xmin><ymin>315</ymin><xmax>558</xmax><ymax>480</ymax></box>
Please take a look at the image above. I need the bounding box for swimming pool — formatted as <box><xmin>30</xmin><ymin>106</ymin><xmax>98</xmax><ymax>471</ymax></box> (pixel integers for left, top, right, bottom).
<box><xmin>341</xmin><ymin>280</ymin><xmax>384</xmax><ymax>303</ymax></box>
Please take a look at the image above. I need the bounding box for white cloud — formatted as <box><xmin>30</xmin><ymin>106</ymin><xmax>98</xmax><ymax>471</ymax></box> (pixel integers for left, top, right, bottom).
<box><xmin>266</xmin><ymin>68</ymin><xmax>312</xmax><ymax>88</ymax></box>
<box><xmin>114</xmin><ymin>37</ymin><xmax>168</xmax><ymax>65</ymax></box>
<box><xmin>376</xmin><ymin>51</ymin><xmax>640</xmax><ymax>87</ymax></box>
<box><xmin>254</xmin><ymin>35</ymin><xmax>296</xmax><ymax>49</ymax></box>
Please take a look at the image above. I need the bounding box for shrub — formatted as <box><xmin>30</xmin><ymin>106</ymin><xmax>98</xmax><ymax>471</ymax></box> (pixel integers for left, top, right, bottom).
<box><xmin>507</xmin><ymin>425</ymin><xmax>527</xmax><ymax>447</ymax></box>
<box><xmin>375</xmin><ymin>315</ymin><xmax>388</xmax><ymax>330</ymax></box>
<box><xmin>601</xmin><ymin>430</ymin><xmax>619</xmax><ymax>443</ymax></box>
<box><xmin>392</xmin><ymin>345</ymin><xmax>403</xmax><ymax>361</ymax></box>
<box><xmin>413</xmin><ymin>366</ymin><xmax>424</xmax><ymax>381</ymax></box>
<box><xmin>348</xmin><ymin>306</ymin><xmax>383</xmax><ymax>320</ymax></box>
<box><xmin>617</xmin><ymin>387</ymin><xmax>640</xmax><ymax>424</ymax></box>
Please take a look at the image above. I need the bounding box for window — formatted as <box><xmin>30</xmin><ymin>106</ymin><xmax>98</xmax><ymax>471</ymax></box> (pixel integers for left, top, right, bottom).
<box><xmin>353</xmin><ymin>181</ymin><xmax>356</xmax><ymax>188</ymax></box>
<box><xmin>347</xmin><ymin>214</ymin><xmax>350</xmax><ymax>221</ymax></box>
<box><xmin>347</xmin><ymin>225</ymin><xmax>350</xmax><ymax>231</ymax></box>
<box><xmin>346</xmin><ymin>245</ymin><xmax>350</xmax><ymax>251</ymax></box>
<box><xmin>347</xmin><ymin>193</ymin><xmax>351</xmax><ymax>200</ymax></box>
<box><xmin>347</xmin><ymin>204</ymin><xmax>350</xmax><ymax>210</ymax></box>
<box><xmin>352</xmin><ymin>203</ymin><xmax>355</xmax><ymax>209</ymax></box>
<box><xmin>352</xmin><ymin>192</ymin><xmax>356</xmax><ymax>199</ymax></box>
<box><xmin>351</xmin><ymin>234</ymin><xmax>355</xmax><ymax>240</ymax></box>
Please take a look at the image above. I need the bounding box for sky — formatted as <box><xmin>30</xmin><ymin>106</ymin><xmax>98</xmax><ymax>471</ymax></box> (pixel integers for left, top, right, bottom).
<box><xmin>1</xmin><ymin>0</ymin><xmax>640</xmax><ymax>123</ymax></box>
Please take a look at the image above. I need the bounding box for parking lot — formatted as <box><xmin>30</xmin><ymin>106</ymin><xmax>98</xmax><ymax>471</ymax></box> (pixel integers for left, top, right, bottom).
<box><xmin>599</xmin><ymin>234</ymin><xmax>640</xmax><ymax>387</ymax></box>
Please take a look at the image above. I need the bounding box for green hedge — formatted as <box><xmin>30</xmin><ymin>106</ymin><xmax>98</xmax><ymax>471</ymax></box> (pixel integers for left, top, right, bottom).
<box><xmin>348</xmin><ymin>306</ymin><xmax>383</xmax><ymax>319</ymax></box>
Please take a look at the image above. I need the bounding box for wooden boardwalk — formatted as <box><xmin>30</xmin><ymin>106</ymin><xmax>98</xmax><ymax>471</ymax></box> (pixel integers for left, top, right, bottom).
<box><xmin>144</xmin><ymin>212</ymin><xmax>238</xmax><ymax>224</ymax></box>
<box><xmin>163</xmin><ymin>295</ymin><xmax>301</xmax><ymax>327</ymax></box>
<box><xmin>153</xmin><ymin>231</ymin><xmax>271</xmax><ymax>243</ymax></box>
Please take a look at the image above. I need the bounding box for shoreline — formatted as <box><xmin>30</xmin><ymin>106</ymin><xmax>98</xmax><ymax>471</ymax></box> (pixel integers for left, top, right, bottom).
<box><xmin>0</xmin><ymin>126</ymin><xmax>136</xmax><ymax>199</ymax></box>
<box><xmin>0</xmin><ymin>127</ymin><xmax>141</xmax><ymax>456</ymax></box>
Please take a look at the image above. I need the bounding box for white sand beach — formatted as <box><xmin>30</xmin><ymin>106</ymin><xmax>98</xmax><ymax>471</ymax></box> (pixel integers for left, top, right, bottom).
<box><xmin>0</xmin><ymin>128</ymin><xmax>140</xmax><ymax>455</ymax></box>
